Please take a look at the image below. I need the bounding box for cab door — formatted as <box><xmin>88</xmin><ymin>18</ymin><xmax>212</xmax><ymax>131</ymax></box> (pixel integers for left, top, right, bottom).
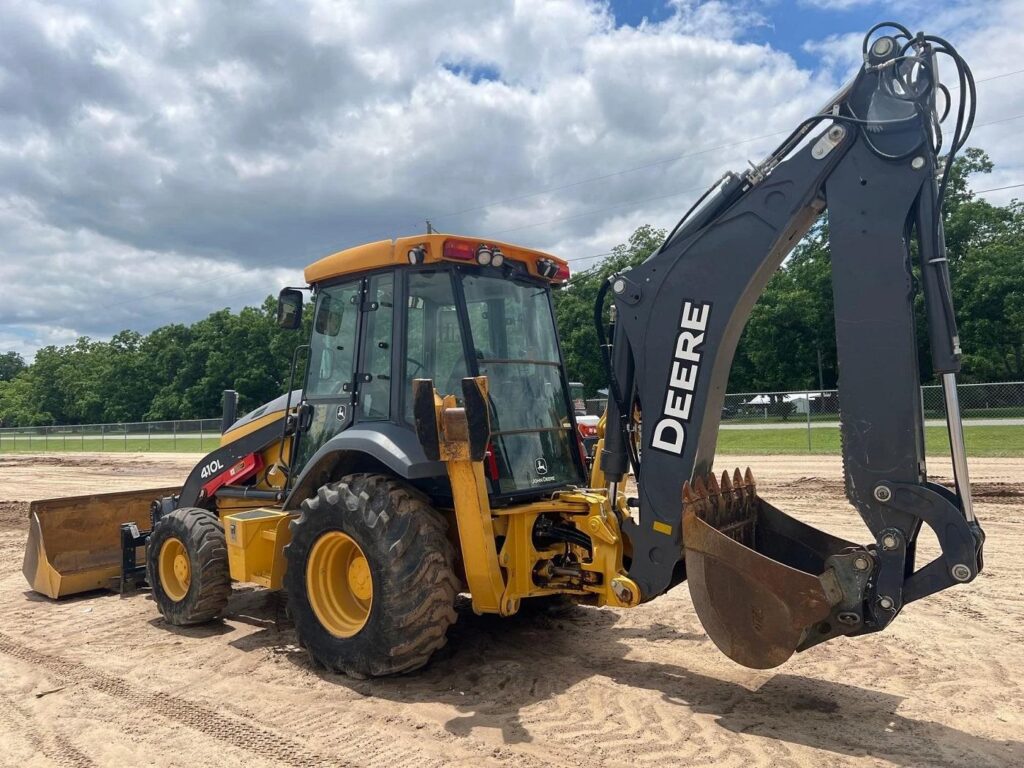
<box><xmin>294</xmin><ymin>278</ymin><xmax>364</xmax><ymax>471</ymax></box>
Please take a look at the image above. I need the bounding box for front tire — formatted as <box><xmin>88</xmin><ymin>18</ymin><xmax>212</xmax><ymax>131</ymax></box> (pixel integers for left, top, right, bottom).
<box><xmin>147</xmin><ymin>507</ymin><xmax>231</xmax><ymax>625</ymax></box>
<box><xmin>284</xmin><ymin>474</ymin><xmax>459</xmax><ymax>677</ymax></box>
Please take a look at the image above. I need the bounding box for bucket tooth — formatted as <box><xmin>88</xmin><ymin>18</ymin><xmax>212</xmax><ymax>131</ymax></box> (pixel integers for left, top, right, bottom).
<box><xmin>731</xmin><ymin>468</ymin><xmax>745</xmax><ymax>510</ymax></box>
<box><xmin>694</xmin><ymin>474</ymin><xmax>708</xmax><ymax>500</ymax></box>
<box><xmin>706</xmin><ymin>472</ymin><xmax>723</xmax><ymax>524</ymax></box>
<box><xmin>720</xmin><ymin>471</ymin><xmax>733</xmax><ymax>515</ymax></box>
<box><xmin>692</xmin><ymin>475</ymin><xmax>710</xmax><ymax>521</ymax></box>
<box><xmin>682</xmin><ymin>480</ymin><xmax>697</xmax><ymax>516</ymax></box>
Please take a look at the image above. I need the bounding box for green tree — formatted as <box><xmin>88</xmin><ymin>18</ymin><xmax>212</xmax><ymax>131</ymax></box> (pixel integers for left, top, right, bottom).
<box><xmin>0</xmin><ymin>352</ymin><xmax>25</xmax><ymax>382</ymax></box>
<box><xmin>0</xmin><ymin>294</ymin><xmax>309</xmax><ymax>426</ymax></box>
<box><xmin>729</xmin><ymin>222</ymin><xmax>836</xmax><ymax>394</ymax></box>
<box><xmin>553</xmin><ymin>224</ymin><xmax>666</xmax><ymax>396</ymax></box>
<box><xmin>940</xmin><ymin>148</ymin><xmax>1024</xmax><ymax>381</ymax></box>
<box><xmin>952</xmin><ymin>200</ymin><xmax>1024</xmax><ymax>379</ymax></box>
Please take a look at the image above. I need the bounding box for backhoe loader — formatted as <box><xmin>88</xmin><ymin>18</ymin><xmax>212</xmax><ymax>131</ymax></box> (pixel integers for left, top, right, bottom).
<box><xmin>24</xmin><ymin>22</ymin><xmax>985</xmax><ymax>675</ymax></box>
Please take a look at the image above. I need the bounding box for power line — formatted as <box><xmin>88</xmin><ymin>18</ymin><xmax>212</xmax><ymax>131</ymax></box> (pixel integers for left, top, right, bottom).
<box><xmin>973</xmin><ymin>113</ymin><xmax>1024</xmax><ymax>127</ymax></box>
<box><xmin>974</xmin><ymin>183</ymin><xmax>1024</xmax><ymax>194</ymax></box>
<box><xmin>489</xmin><ymin>176</ymin><xmax>735</xmax><ymax>236</ymax></box>
<box><xmin>562</xmin><ymin>182</ymin><xmax>1024</xmax><ymax>272</ymax></box>
<box><xmin>66</xmin><ymin>73</ymin><xmax>1024</xmax><ymax>313</ymax></box>
<box><xmin>484</xmin><ymin>115</ymin><xmax>1024</xmax><ymax>238</ymax></box>
<box><xmin>949</xmin><ymin>67</ymin><xmax>1024</xmax><ymax>90</ymax></box>
<box><xmin>119</xmin><ymin>132</ymin><xmax>1024</xmax><ymax>312</ymax></box>
<box><xmin>426</xmin><ymin>65</ymin><xmax>1024</xmax><ymax>224</ymax></box>
<box><xmin>429</xmin><ymin>132</ymin><xmax>786</xmax><ymax>220</ymax></box>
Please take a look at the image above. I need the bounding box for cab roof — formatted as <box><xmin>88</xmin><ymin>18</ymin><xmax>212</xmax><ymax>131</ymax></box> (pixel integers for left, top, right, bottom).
<box><xmin>304</xmin><ymin>234</ymin><xmax>570</xmax><ymax>285</ymax></box>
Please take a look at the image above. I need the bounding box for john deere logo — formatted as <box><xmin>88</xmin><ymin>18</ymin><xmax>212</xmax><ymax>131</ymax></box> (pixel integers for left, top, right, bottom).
<box><xmin>535</xmin><ymin>458</ymin><xmax>548</xmax><ymax>476</ymax></box>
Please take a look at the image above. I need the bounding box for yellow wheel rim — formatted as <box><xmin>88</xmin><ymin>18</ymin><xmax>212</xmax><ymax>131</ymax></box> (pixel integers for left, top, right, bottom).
<box><xmin>158</xmin><ymin>537</ymin><xmax>191</xmax><ymax>602</ymax></box>
<box><xmin>306</xmin><ymin>531</ymin><xmax>373</xmax><ymax>638</ymax></box>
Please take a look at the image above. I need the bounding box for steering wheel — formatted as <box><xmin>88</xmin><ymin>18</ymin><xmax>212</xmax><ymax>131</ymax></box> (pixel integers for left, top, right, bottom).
<box><xmin>406</xmin><ymin>356</ymin><xmax>425</xmax><ymax>378</ymax></box>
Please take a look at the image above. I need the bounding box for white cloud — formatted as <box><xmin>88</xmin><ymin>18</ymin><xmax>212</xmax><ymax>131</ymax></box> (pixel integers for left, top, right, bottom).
<box><xmin>798</xmin><ymin>0</ymin><xmax>879</xmax><ymax>10</ymax></box>
<box><xmin>1</xmin><ymin>0</ymin><xmax>1022</xmax><ymax>360</ymax></box>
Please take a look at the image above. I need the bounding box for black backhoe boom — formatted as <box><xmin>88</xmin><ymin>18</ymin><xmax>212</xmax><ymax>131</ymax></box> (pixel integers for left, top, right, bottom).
<box><xmin>600</xmin><ymin>22</ymin><xmax>986</xmax><ymax>668</ymax></box>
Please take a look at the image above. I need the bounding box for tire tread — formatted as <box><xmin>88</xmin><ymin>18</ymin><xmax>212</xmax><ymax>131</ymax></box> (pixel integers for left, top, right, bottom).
<box><xmin>284</xmin><ymin>473</ymin><xmax>459</xmax><ymax>677</ymax></box>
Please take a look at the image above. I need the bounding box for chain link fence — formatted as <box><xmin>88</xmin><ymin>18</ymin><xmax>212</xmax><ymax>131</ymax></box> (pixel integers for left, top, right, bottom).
<box><xmin>720</xmin><ymin>380</ymin><xmax>1024</xmax><ymax>427</ymax></box>
<box><xmin>2</xmin><ymin>382</ymin><xmax>1022</xmax><ymax>455</ymax></box>
<box><xmin>0</xmin><ymin>418</ymin><xmax>222</xmax><ymax>453</ymax></box>
<box><xmin>584</xmin><ymin>381</ymin><xmax>1024</xmax><ymax>455</ymax></box>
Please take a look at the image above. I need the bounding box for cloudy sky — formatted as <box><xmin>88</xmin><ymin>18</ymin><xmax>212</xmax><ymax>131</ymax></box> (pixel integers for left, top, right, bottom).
<box><xmin>2</xmin><ymin>0</ymin><xmax>1022</xmax><ymax>359</ymax></box>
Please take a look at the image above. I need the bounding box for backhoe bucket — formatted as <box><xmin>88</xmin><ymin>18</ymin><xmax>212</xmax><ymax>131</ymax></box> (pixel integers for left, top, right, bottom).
<box><xmin>682</xmin><ymin>469</ymin><xmax>857</xmax><ymax>669</ymax></box>
<box><xmin>23</xmin><ymin>487</ymin><xmax>178</xmax><ymax>599</ymax></box>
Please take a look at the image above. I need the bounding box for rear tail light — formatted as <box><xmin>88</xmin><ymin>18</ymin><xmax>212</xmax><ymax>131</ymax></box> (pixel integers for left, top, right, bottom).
<box><xmin>407</xmin><ymin>245</ymin><xmax>426</xmax><ymax>264</ymax></box>
<box><xmin>554</xmin><ymin>263</ymin><xmax>570</xmax><ymax>281</ymax></box>
<box><xmin>485</xmin><ymin>442</ymin><xmax>500</xmax><ymax>481</ymax></box>
<box><xmin>443</xmin><ymin>239</ymin><xmax>477</xmax><ymax>261</ymax></box>
<box><xmin>578</xmin><ymin>423</ymin><xmax>598</xmax><ymax>438</ymax></box>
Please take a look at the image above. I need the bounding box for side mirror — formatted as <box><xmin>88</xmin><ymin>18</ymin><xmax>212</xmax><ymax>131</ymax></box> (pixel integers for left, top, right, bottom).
<box><xmin>277</xmin><ymin>288</ymin><xmax>303</xmax><ymax>330</ymax></box>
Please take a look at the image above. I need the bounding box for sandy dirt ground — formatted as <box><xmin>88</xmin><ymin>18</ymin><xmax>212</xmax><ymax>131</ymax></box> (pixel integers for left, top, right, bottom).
<box><xmin>0</xmin><ymin>452</ymin><xmax>1021</xmax><ymax>768</ymax></box>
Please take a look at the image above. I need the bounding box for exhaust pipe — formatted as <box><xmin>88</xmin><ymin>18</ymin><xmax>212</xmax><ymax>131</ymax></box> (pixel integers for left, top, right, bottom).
<box><xmin>221</xmin><ymin>389</ymin><xmax>238</xmax><ymax>434</ymax></box>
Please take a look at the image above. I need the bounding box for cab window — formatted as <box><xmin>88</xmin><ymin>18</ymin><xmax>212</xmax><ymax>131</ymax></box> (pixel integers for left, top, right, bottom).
<box><xmin>403</xmin><ymin>271</ymin><xmax>469</xmax><ymax>420</ymax></box>
<box><xmin>359</xmin><ymin>273</ymin><xmax>394</xmax><ymax>420</ymax></box>
<box><xmin>306</xmin><ymin>282</ymin><xmax>360</xmax><ymax>397</ymax></box>
<box><xmin>461</xmin><ymin>273</ymin><xmax>579</xmax><ymax>493</ymax></box>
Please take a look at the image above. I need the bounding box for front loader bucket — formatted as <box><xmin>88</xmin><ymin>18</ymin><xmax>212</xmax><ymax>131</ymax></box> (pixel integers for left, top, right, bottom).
<box><xmin>23</xmin><ymin>487</ymin><xmax>178</xmax><ymax>599</ymax></box>
<box><xmin>682</xmin><ymin>469</ymin><xmax>858</xmax><ymax>669</ymax></box>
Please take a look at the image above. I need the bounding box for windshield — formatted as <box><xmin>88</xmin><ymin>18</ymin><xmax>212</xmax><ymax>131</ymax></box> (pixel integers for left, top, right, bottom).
<box><xmin>461</xmin><ymin>273</ymin><xmax>582</xmax><ymax>493</ymax></box>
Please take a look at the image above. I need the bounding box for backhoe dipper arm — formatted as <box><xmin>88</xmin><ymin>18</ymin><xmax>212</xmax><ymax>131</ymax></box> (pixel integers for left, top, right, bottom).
<box><xmin>601</xmin><ymin>23</ymin><xmax>985</xmax><ymax>667</ymax></box>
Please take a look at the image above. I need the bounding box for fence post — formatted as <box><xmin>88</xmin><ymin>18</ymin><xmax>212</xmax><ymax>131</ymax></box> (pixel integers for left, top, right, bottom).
<box><xmin>200</xmin><ymin>420</ymin><xmax>204</xmax><ymax>452</ymax></box>
<box><xmin>806</xmin><ymin>390</ymin><xmax>812</xmax><ymax>451</ymax></box>
<box><xmin>173</xmin><ymin>421</ymin><xmax>177</xmax><ymax>451</ymax></box>
<box><xmin>148</xmin><ymin>422</ymin><xmax>152</xmax><ymax>452</ymax></box>
<box><xmin>101</xmin><ymin>427</ymin><xmax>104</xmax><ymax>452</ymax></box>
<box><xmin>124</xmin><ymin>423</ymin><xmax>128</xmax><ymax>452</ymax></box>
<box><xmin>44</xmin><ymin>427</ymin><xmax>48</xmax><ymax>451</ymax></box>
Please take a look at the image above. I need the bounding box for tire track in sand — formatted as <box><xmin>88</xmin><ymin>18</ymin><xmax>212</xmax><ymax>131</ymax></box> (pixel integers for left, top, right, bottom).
<box><xmin>0</xmin><ymin>688</ymin><xmax>95</xmax><ymax>768</ymax></box>
<box><xmin>0</xmin><ymin>630</ymin><xmax>350</xmax><ymax>768</ymax></box>
<box><xmin>0</xmin><ymin>629</ymin><xmax>515</xmax><ymax>768</ymax></box>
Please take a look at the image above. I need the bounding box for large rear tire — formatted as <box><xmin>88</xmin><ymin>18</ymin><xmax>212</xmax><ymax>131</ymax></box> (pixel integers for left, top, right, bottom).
<box><xmin>284</xmin><ymin>474</ymin><xmax>459</xmax><ymax>678</ymax></box>
<box><xmin>147</xmin><ymin>507</ymin><xmax>231</xmax><ymax>625</ymax></box>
